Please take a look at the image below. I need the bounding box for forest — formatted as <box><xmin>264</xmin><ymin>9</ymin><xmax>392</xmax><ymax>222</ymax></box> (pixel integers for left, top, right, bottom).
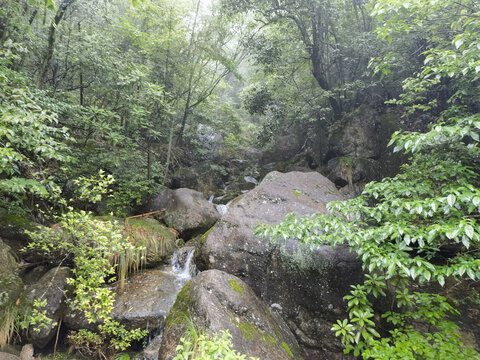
<box><xmin>0</xmin><ymin>0</ymin><xmax>479</xmax><ymax>359</ymax></box>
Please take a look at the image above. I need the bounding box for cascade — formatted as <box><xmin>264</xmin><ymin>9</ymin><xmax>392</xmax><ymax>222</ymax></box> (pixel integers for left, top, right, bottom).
<box><xmin>142</xmin><ymin>247</ymin><xmax>198</xmax><ymax>360</ymax></box>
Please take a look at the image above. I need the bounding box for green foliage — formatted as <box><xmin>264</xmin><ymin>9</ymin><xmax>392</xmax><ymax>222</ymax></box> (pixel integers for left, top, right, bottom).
<box><xmin>25</xmin><ymin>210</ymin><xmax>147</xmax><ymax>358</ymax></box>
<box><xmin>0</xmin><ymin>40</ymin><xmax>70</xmax><ymax>212</ymax></box>
<box><xmin>174</xmin><ymin>329</ymin><xmax>260</xmax><ymax>360</ymax></box>
<box><xmin>20</xmin><ymin>299</ymin><xmax>56</xmax><ymax>333</ymax></box>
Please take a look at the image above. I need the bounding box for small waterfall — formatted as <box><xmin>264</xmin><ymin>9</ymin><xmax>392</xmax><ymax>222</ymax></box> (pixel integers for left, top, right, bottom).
<box><xmin>244</xmin><ymin>175</ymin><xmax>258</xmax><ymax>185</ymax></box>
<box><xmin>142</xmin><ymin>247</ymin><xmax>198</xmax><ymax>360</ymax></box>
<box><xmin>171</xmin><ymin>247</ymin><xmax>197</xmax><ymax>282</ymax></box>
<box><xmin>216</xmin><ymin>199</ymin><xmax>233</xmax><ymax>216</ymax></box>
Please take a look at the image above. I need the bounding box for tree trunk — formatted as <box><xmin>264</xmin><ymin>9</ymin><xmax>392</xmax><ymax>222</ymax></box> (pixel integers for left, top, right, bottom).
<box><xmin>36</xmin><ymin>0</ymin><xmax>76</xmax><ymax>88</ymax></box>
<box><xmin>311</xmin><ymin>52</ymin><xmax>342</xmax><ymax>118</ymax></box>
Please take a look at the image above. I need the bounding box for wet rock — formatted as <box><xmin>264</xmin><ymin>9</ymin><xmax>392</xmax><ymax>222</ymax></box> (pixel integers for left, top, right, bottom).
<box><xmin>0</xmin><ymin>239</ymin><xmax>23</xmax><ymax>314</ymax></box>
<box><xmin>24</xmin><ymin>267</ymin><xmax>71</xmax><ymax>348</ymax></box>
<box><xmin>19</xmin><ymin>344</ymin><xmax>34</xmax><ymax>360</ymax></box>
<box><xmin>262</xmin><ymin>133</ymin><xmax>305</xmax><ymax>164</ymax></box>
<box><xmin>0</xmin><ymin>352</ymin><xmax>20</xmax><ymax>360</ymax></box>
<box><xmin>327</xmin><ymin>156</ymin><xmax>379</xmax><ymax>187</ymax></box>
<box><xmin>159</xmin><ymin>270</ymin><xmax>302</xmax><ymax>360</ymax></box>
<box><xmin>64</xmin><ymin>254</ymin><xmax>194</xmax><ymax>333</ymax></box>
<box><xmin>150</xmin><ymin>188</ymin><xmax>220</xmax><ymax>238</ymax></box>
<box><xmin>198</xmin><ymin>171</ymin><xmax>363</xmax><ymax>358</ymax></box>
<box><xmin>110</xmin><ymin>270</ymin><xmax>184</xmax><ymax>331</ymax></box>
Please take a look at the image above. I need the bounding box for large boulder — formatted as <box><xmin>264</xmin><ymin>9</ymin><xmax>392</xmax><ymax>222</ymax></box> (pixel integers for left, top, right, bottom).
<box><xmin>65</xmin><ymin>265</ymin><xmax>193</xmax><ymax>332</ymax></box>
<box><xmin>24</xmin><ymin>267</ymin><xmax>71</xmax><ymax>348</ymax></box>
<box><xmin>326</xmin><ymin>107</ymin><xmax>403</xmax><ymax>191</ymax></box>
<box><xmin>159</xmin><ymin>270</ymin><xmax>302</xmax><ymax>360</ymax></box>
<box><xmin>328</xmin><ymin>106</ymin><xmax>381</xmax><ymax>160</ymax></box>
<box><xmin>110</xmin><ymin>269</ymin><xmax>186</xmax><ymax>331</ymax></box>
<box><xmin>150</xmin><ymin>188</ymin><xmax>220</xmax><ymax>238</ymax></box>
<box><xmin>0</xmin><ymin>239</ymin><xmax>23</xmax><ymax>314</ymax></box>
<box><xmin>198</xmin><ymin>171</ymin><xmax>363</xmax><ymax>359</ymax></box>
<box><xmin>262</xmin><ymin>133</ymin><xmax>306</xmax><ymax>165</ymax></box>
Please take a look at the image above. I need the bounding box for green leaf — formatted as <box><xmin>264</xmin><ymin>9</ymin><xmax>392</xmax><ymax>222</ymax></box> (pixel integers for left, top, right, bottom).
<box><xmin>465</xmin><ymin>225</ymin><xmax>474</xmax><ymax>239</ymax></box>
<box><xmin>45</xmin><ymin>0</ymin><xmax>55</xmax><ymax>11</ymax></box>
<box><xmin>447</xmin><ymin>194</ymin><xmax>456</xmax><ymax>207</ymax></box>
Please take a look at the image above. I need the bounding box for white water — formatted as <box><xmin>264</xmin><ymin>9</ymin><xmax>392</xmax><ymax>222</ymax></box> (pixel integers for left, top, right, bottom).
<box><xmin>142</xmin><ymin>247</ymin><xmax>197</xmax><ymax>360</ymax></box>
<box><xmin>170</xmin><ymin>247</ymin><xmax>197</xmax><ymax>282</ymax></box>
<box><xmin>244</xmin><ymin>175</ymin><xmax>258</xmax><ymax>185</ymax></box>
<box><xmin>216</xmin><ymin>199</ymin><xmax>233</xmax><ymax>216</ymax></box>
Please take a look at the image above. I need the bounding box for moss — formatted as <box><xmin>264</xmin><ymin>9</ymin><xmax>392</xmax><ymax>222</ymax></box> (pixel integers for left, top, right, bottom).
<box><xmin>231</xmin><ymin>317</ymin><xmax>279</xmax><ymax>350</ymax></box>
<box><xmin>228</xmin><ymin>279</ymin><xmax>244</xmax><ymax>294</ymax></box>
<box><xmin>0</xmin><ymin>214</ymin><xmax>32</xmax><ymax>227</ymax></box>
<box><xmin>281</xmin><ymin>341</ymin><xmax>294</xmax><ymax>358</ymax></box>
<box><xmin>236</xmin><ymin>321</ymin><xmax>256</xmax><ymax>340</ymax></box>
<box><xmin>260</xmin><ymin>332</ymin><xmax>277</xmax><ymax>348</ymax></box>
<box><xmin>127</xmin><ymin>218</ymin><xmax>176</xmax><ymax>239</ymax></box>
<box><xmin>164</xmin><ymin>281</ymin><xmax>193</xmax><ymax>329</ymax></box>
<box><xmin>200</xmin><ymin>221</ymin><xmax>218</xmax><ymax>244</ymax></box>
<box><xmin>290</xmin><ymin>189</ymin><xmax>303</xmax><ymax>197</ymax></box>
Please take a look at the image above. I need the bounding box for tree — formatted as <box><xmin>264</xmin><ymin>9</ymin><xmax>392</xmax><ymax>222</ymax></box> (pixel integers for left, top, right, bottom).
<box><xmin>256</xmin><ymin>0</ymin><xmax>480</xmax><ymax>358</ymax></box>
<box><xmin>221</xmin><ymin>0</ymin><xmax>376</xmax><ymax>119</ymax></box>
<box><xmin>0</xmin><ymin>41</ymin><xmax>70</xmax><ymax>214</ymax></box>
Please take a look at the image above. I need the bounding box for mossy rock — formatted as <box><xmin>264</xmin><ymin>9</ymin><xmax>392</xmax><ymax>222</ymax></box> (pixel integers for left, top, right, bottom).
<box><xmin>125</xmin><ymin>218</ymin><xmax>178</xmax><ymax>265</ymax></box>
<box><xmin>0</xmin><ymin>214</ymin><xmax>38</xmax><ymax>251</ymax></box>
<box><xmin>159</xmin><ymin>270</ymin><xmax>302</xmax><ymax>360</ymax></box>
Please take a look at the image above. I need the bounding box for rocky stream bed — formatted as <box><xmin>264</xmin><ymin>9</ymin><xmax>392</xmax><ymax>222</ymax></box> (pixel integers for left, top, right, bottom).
<box><xmin>1</xmin><ymin>171</ymin><xmax>479</xmax><ymax>360</ymax></box>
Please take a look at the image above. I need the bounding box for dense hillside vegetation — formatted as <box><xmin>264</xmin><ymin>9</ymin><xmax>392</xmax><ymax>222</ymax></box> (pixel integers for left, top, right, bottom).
<box><xmin>1</xmin><ymin>0</ymin><xmax>479</xmax><ymax>359</ymax></box>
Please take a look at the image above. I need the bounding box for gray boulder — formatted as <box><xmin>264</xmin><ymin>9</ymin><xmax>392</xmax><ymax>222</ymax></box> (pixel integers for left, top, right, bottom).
<box><xmin>328</xmin><ymin>106</ymin><xmax>381</xmax><ymax>159</ymax></box>
<box><xmin>150</xmin><ymin>188</ymin><xmax>220</xmax><ymax>237</ymax></box>
<box><xmin>111</xmin><ymin>269</ymin><xmax>186</xmax><ymax>330</ymax></box>
<box><xmin>0</xmin><ymin>239</ymin><xmax>22</xmax><ymax>314</ymax></box>
<box><xmin>198</xmin><ymin>171</ymin><xmax>363</xmax><ymax>358</ymax></box>
<box><xmin>65</xmin><ymin>269</ymin><xmax>187</xmax><ymax>332</ymax></box>
<box><xmin>24</xmin><ymin>267</ymin><xmax>71</xmax><ymax>348</ymax></box>
<box><xmin>159</xmin><ymin>269</ymin><xmax>302</xmax><ymax>360</ymax></box>
<box><xmin>0</xmin><ymin>353</ymin><xmax>20</xmax><ymax>360</ymax></box>
<box><xmin>326</xmin><ymin>106</ymin><xmax>403</xmax><ymax>188</ymax></box>
<box><xmin>327</xmin><ymin>156</ymin><xmax>380</xmax><ymax>187</ymax></box>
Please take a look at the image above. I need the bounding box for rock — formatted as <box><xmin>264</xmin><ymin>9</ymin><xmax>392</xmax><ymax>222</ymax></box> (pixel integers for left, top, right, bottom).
<box><xmin>19</xmin><ymin>344</ymin><xmax>34</xmax><ymax>360</ymax></box>
<box><xmin>111</xmin><ymin>270</ymin><xmax>186</xmax><ymax>331</ymax></box>
<box><xmin>171</xmin><ymin>163</ymin><xmax>228</xmax><ymax>195</ymax></box>
<box><xmin>150</xmin><ymin>188</ymin><xmax>220</xmax><ymax>238</ymax></box>
<box><xmin>339</xmin><ymin>182</ymin><xmax>367</xmax><ymax>199</ymax></box>
<box><xmin>65</xmin><ymin>269</ymin><xmax>188</xmax><ymax>332</ymax></box>
<box><xmin>328</xmin><ymin>106</ymin><xmax>382</xmax><ymax>159</ymax></box>
<box><xmin>0</xmin><ymin>239</ymin><xmax>22</xmax><ymax>314</ymax></box>
<box><xmin>195</xmin><ymin>124</ymin><xmax>223</xmax><ymax>162</ymax></box>
<box><xmin>159</xmin><ymin>270</ymin><xmax>302</xmax><ymax>360</ymax></box>
<box><xmin>0</xmin><ymin>353</ymin><xmax>20</xmax><ymax>360</ymax></box>
<box><xmin>262</xmin><ymin>133</ymin><xmax>305</xmax><ymax>164</ymax></box>
<box><xmin>326</xmin><ymin>107</ymin><xmax>403</xmax><ymax>186</ymax></box>
<box><xmin>198</xmin><ymin>171</ymin><xmax>363</xmax><ymax>358</ymax></box>
<box><xmin>24</xmin><ymin>267</ymin><xmax>71</xmax><ymax>348</ymax></box>
<box><xmin>327</xmin><ymin>156</ymin><xmax>380</xmax><ymax>187</ymax></box>
<box><xmin>0</xmin><ymin>215</ymin><xmax>40</xmax><ymax>262</ymax></box>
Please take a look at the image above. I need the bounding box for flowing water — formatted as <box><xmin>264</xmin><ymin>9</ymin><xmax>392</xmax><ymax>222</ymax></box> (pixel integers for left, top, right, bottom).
<box><xmin>142</xmin><ymin>247</ymin><xmax>197</xmax><ymax>360</ymax></box>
